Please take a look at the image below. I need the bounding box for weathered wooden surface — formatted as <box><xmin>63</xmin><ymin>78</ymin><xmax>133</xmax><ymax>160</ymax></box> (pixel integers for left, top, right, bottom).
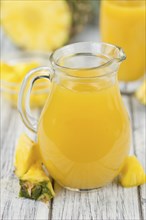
<box><xmin>1</xmin><ymin>28</ymin><xmax>146</xmax><ymax>220</ymax></box>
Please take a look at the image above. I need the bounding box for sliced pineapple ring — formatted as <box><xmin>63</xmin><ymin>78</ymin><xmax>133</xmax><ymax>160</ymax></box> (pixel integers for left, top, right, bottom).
<box><xmin>14</xmin><ymin>133</ymin><xmax>39</xmax><ymax>178</ymax></box>
<box><xmin>1</xmin><ymin>0</ymin><xmax>72</xmax><ymax>51</ymax></box>
<box><xmin>119</xmin><ymin>156</ymin><xmax>146</xmax><ymax>187</ymax></box>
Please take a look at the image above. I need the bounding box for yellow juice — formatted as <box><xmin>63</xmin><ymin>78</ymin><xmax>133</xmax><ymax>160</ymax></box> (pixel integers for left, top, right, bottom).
<box><xmin>100</xmin><ymin>0</ymin><xmax>145</xmax><ymax>82</ymax></box>
<box><xmin>38</xmin><ymin>74</ymin><xmax>131</xmax><ymax>189</ymax></box>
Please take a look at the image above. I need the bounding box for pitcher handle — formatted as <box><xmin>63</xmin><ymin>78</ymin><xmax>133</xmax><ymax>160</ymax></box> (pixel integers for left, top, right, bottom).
<box><xmin>18</xmin><ymin>66</ymin><xmax>54</xmax><ymax>133</ymax></box>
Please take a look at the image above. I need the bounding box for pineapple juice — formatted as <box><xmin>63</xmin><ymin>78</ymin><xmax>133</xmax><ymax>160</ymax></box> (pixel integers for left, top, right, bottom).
<box><xmin>38</xmin><ymin>71</ymin><xmax>131</xmax><ymax>189</ymax></box>
<box><xmin>100</xmin><ymin>0</ymin><xmax>145</xmax><ymax>82</ymax></box>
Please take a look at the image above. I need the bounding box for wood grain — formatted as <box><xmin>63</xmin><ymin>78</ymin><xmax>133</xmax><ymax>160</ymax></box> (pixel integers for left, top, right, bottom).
<box><xmin>52</xmin><ymin>181</ymin><xmax>141</xmax><ymax>220</ymax></box>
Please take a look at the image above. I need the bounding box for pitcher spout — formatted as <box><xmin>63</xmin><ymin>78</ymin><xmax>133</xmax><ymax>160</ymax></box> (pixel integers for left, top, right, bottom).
<box><xmin>103</xmin><ymin>44</ymin><xmax>126</xmax><ymax>75</ymax></box>
<box><xmin>115</xmin><ymin>46</ymin><xmax>126</xmax><ymax>63</ymax></box>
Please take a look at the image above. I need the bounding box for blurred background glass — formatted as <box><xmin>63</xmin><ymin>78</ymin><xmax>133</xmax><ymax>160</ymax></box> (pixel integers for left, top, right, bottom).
<box><xmin>100</xmin><ymin>0</ymin><xmax>145</xmax><ymax>93</ymax></box>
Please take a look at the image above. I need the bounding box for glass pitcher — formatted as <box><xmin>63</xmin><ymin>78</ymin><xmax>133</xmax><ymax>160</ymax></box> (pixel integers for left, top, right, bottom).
<box><xmin>18</xmin><ymin>42</ymin><xmax>131</xmax><ymax>191</ymax></box>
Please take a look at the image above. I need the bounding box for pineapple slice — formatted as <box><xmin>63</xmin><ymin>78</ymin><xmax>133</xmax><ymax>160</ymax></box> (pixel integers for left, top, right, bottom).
<box><xmin>119</xmin><ymin>156</ymin><xmax>146</xmax><ymax>187</ymax></box>
<box><xmin>20</xmin><ymin>162</ymin><xmax>55</xmax><ymax>202</ymax></box>
<box><xmin>1</xmin><ymin>0</ymin><xmax>71</xmax><ymax>51</ymax></box>
<box><xmin>14</xmin><ymin>134</ymin><xmax>38</xmax><ymax>178</ymax></box>
<box><xmin>135</xmin><ymin>80</ymin><xmax>146</xmax><ymax>105</ymax></box>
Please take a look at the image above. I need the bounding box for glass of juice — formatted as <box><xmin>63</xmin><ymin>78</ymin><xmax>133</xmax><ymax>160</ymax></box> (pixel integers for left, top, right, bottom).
<box><xmin>100</xmin><ymin>0</ymin><xmax>145</xmax><ymax>93</ymax></box>
<box><xmin>18</xmin><ymin>42</ymin><xmax>131</xmax><ymax>191</ymax></box>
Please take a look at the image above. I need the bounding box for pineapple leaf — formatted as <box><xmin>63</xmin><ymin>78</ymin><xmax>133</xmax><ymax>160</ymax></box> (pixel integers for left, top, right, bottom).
<box><xmin>19</xmin><ymin>180</ymin><xmax>54</xmax><ymax>202</ymax></box>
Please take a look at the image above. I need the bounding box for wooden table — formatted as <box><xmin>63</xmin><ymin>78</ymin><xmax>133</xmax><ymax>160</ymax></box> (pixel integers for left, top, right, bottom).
<box><xmin>1</xmin><ymin>27</ymin><xmax>146</xmax><ymax>220</ymax></box>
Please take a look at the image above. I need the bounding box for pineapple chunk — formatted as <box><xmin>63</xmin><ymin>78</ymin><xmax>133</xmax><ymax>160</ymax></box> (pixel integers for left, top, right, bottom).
<box><xmin>21</xmin><ymin>162</ymin><xmax>49</xmax><ymax>183</ymax></box>
<box><xmin>1</xmin><ymin>61</ymin><xmax>49</xmax><ymax>107</ymax></box>
<box><xmin>20</xmin><ymin>162</ymin><xmax>55</xmax><ymax>202</ymax></box>
<box><xmin>1</xmin><ymin>61</ymin><xmax>40</xmax><ymax>83</ymax></box>
<box><xmin>135</xmin><ymin>80</ymin><xmax>146</xmax><ymax>105</ymax></box>
<box><xmin>0</xmin><ymin>62</ymin><xmax>20</xmax><ymax>82</ymax></box>
<box><xmin>13</xmin><ymin>61</ymin><xmax>40</xmax><ymax>80</ymax></box>
<box><xmin>119</xmin><ymin>156</ymin><xmax>146</xmax><ymax>187</ymax></box>
<box><xmin>1</xmin><ymin>0</ymin><xmax>71</xmax><ymax>51</ymax></box>
<box><xmin>14</xmin><ymin>134</ymin><xmax>38</xmax><ymax>178</ymax></box>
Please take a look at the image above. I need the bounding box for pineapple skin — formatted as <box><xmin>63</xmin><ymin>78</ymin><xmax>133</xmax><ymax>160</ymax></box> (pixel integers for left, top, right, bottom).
<box><xmin>68</xmin><ymin>0</ymin><xmax>93</xmax><ymax>34</ymax></box>
<box><xmin>20</xmin><ymin>162</ymin><xmax>55</xmax><ymax>202</ymax></box>
<box><xmin>19</xmin><ymin>181</ymin><xmax>54</xmax><ymax>202</ymax></box>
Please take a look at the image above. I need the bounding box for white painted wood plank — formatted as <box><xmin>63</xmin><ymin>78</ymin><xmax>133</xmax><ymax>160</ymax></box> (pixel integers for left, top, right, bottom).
<box><xmin>52</xmin><ymin>180</ymin><xmax>140</xmax><ymax>220</ymax></box>
<box><xmin>0</xmin><ymin>101</ymin><xmax>51</xmax><ymax>220</ymax></box>
<box><xmin>1</xmin><ymin>178</ymin><xmax>50</xmax><ymax>220</ymax></box>
<box><xmin>131</xmin><ymin>97</ymin><xmax>146</xmax><ymax>220</ymax></box>
<box><xmin>1</xmin><ymin>28</ymin><xmax>19</xmax><ymax>55</ymax></box>
<box><xmin>51</xmin><ymin>96</ymin><xmax>140</xmax><ymax>220</ymax></box>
